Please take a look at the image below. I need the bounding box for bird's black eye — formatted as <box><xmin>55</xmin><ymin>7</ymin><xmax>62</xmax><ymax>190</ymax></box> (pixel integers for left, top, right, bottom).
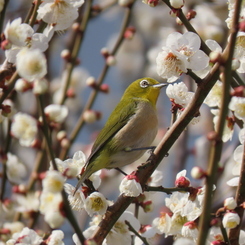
<box><xmin>140</xmin><ymin>79</ymin><xmax>149</xmax><ymax>88</ymax></box>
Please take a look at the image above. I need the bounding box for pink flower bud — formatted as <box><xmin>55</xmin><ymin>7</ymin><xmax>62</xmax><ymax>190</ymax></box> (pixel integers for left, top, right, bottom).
<box><xmin>175</xmin><ymin>176</ymin><xmax>190</xmax><ymax>187</ymax></box>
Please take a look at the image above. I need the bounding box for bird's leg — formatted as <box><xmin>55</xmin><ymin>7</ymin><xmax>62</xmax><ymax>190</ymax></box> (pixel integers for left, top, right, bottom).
<box><xmin>115</xmin><ymin>167</ymin><xmax>128</xmax><ymax>175</ymax></box>
<box><xmin>124</xmin><ymin>146</ymin><xmax>156</xmax><ymax>152</ymax></box>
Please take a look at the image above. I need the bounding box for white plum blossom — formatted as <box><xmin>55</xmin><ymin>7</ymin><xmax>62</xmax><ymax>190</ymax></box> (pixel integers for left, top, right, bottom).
<box><xmin>64</xmin><ymin>183</ymin><xmax>85</xmax><ymax>211</ymax></box>
<box><xmin>39</xmin><ymin>191</ymin><xmax>62</xmax><ymax>214</ymax></box>
<box><xmin>4</xmin><ymin>18</ymin><xmax>33</xmax><ymax>47</ymax></box>
<box><xmin>62</xmin><ymin>151</ymin><xmax>101</xmax><ymax>188</ymax></box>
<box><xmin>6</xmin><ymin>227</ymin><xmax>43</xmax><ymax>245</ymax></box>
<box><xmin>204</xmin><ymin>80</ymin><xmax>223</xmax><ymax>108</ymax></box>
<box><xmin>222</xmin><ymin>212</ymin><xmax>240</xmax><ymax>229</ymax></box>
<box><xmin>239</xmin><ymin>127</ymin><xmax>245</xmax><ymax>144</ymax></box>
<box><xmin>37</xmin><ymin>0</ymin><xmax>85</xmax><ymax>31</ymax></box>
<box><xmin>153</xmin><ymin>188</ymin><xmax>205</xmax><ymax>237</ymax></box>
<box><xmin>63</xmin><ymin>151</ymin><xmax>87</xmax><ymax>177</ymax></box>
<box><xmin>4</xmin><ymin>18</ymin><xmax>49</xmax><ymax>63</ymax></box>
<box><xmin>84</xmin><ymin>192</ymin><xmax>108</xmax><ymax>216</ymax></box>
<box><xmin>226</xmin><ymin>0</ymin><xmax>245</xmax><ymax>29</ymax></box>
<box><xmin>156</xmin><ymin>32</ymin><xmax>209</xmax><ymax>83</ymax></box>
<box><xmin>3</xmin><ymin>221</ymin><xmax>24</xmax><ymax>235</ymax></box>
<box><xmin>166</xmin><ymin>82</ymin><xmax>194</xmax><ymax>108</ymax></box>
<box><xmin>233</xmin><ymin>33</ymin><xmax>245</xmax><ymax>73</ymax></box>
<box><xmin>156</xmin><ymin>46</ymin><xmax>188</xmax><ymax>82</ymax></box>
<box><xmin>119</xmin><ymin>175</ymin><xmax>143</xmax><ymax>197</ymax></box>
<box><xmin>16</xmin><ymin>48</ymin><xmax>47</xmax><ymax>81</ymax></box>
<box><xmin>152</xmin><ymin>212</ymin><xmax>172</xmax><ymax>234</ymax></box>
<box><xmin>147</xmin><ymin>169</ymin><xmax>163</xmax><ymax>187</ymax></box>
<box><xmin>33</xmin><ymin>78</ymin><xmax>49</xmax><ymax>94</ymax></box>
<box><xmin>46</xmin><ymin>230</ymin><xmax>65</xmax><ymax>245</ymax></box>
<box><xmin>229</xmin><ymin>96</ymin><xmax>245</xmax><ymax>120</ymax></box>
<box><xmin>173</xmin><ymin>237</ymin><xmax>196</xmax><ymax>245</ymax></box>
<box><xmin>211</xmin><ymin>109</ymin><xmax>234</xmax><ymax>142</ymax></box>
<box><xmin>190</xmin><ymin>4</ymin><xmax>224</xmax><ymax>43</ymax></box>
<box><xmin>205</xmin><ymin>39</ymin><xmax>223</xmax><ymax>54</ymax></box>
<box><xmin>83</xmin><ymin>211</ymin><xmax>140</xmax><ymax>245</ymax></box>
<box><xmin>39</xmin><ymin>191</ymin><xmax>64</xmax><ymax>228</ymax></box>
<box><xmin>44</xmin><ymin>104</ymin><xmax>68</xmax><ymax>123</ymax></box>
<box><xmin>181</xmin><ymin>221</ymin><xmax>198</xmax><ymax>241</ymax></box>
<box><xmin>227</xmin><ymin>177</ymin><xmax>240</xmax><ymax>187</ymax></box>
<box><xmin>13</xmin><ymin>192</ymin><xmax>40</xmax><ymax>213</ymax></box>
<box><xmin>44</xmin><ymin>209</ymin><xmax>65</xmax><ymax>229</ymax></box>
<box><xmin>42</xmin><ymin>170</ymin><xmax>65</xmax><ymax>193</ymax></box>
<box><xmin>11</xmin><ymin>112</ymin><xmax>38</xmax><ymax>147</ymax></box>
<box><xmin>6</xmin><ymin>153</ymin><xmax>27</xmax><ymax>184</ymax></box>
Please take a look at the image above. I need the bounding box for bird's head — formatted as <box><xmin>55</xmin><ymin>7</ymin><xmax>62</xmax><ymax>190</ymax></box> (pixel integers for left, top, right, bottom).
<box><xmin>123</xmin><ymin>77</ymin><xmax>168</xmax><ymax>105</ymax></box>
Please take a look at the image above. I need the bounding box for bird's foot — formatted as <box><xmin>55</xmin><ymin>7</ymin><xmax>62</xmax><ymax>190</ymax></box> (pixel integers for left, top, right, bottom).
<box><xmin>115</xmin><ymin>167</ymin><xmax>128</xmax><ymax>176</ymax></box>
<box><xmin>124</xmin><ymin>146</ymin><xmax>156</xmax><ymax>152</ymax></box>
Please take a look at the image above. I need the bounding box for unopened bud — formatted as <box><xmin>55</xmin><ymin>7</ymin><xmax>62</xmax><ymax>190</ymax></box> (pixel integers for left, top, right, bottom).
<box><xmin>99</xmin><ymin>84</ymin><xmax>110</xmax><ymax>93</ymax></box>
<box><xmin>118</xmin><ymin>0</ymin><xmax>134</xmax><ymax>7</ymax></box>
<box><xmin>101</xmin><ymin>47</ymin><xmax>109</xmax><ymax>57</ymax></box>
<box><xmin>170</xmin><ymin>0</ymin><xmax>184</xmax><ymax>9</ymax></box>
<box><xmin>176</xmin><ymin>17</ymin><xmax>183</xmax><ymax>25</ymax></box>
<box><xmin>209</xmin><ymin>51</ymin><xmax>222</xmax><ymax>63</ymax></box>
<box><xmin>224</xmin><ymin>197</ymin><xmax>237</xmax><ymax>210</ymax></box>
<box><xmin>222</xmin><ymin>212</ymin><xmax>240</xmax><ymax>229</ymax></box>
<box><xmin>106</xmin><ymin>55</ymin><xmax>116</xmax><ymax>66</ymax></box>
<box><xmin>211</xmin><ymin>241</ymin><xmax>226</xmax><ymax>245</ymax></box>
<box><xmin>191</xmin><ymin>166</ymin><xmax>206</xmax><ymax>179</ymax></box>
<box><xmin>142</xmin><ymin>200</ymin><xmax>153</xmax><ymax>213</ymax></box>
<box><xmin>60</xmin><ymin>49</ymin><xmax>71</xmax><ymax>61</ymax></box>
<box><xmin>31</xmin><ymin>139</ymin><xmax>42</xmax><ymax>149</ymax></box>
<box><xmin>175</xmin><ymin>176</ymin><xmax>190</xmax><ymax>187</ymax></box>
<box><xmin>142</xmin><ymin>0</ymin><xmax>159</xmax><ymax>7</ymax></box>
<box><xmin>239</xmin><ymin>21</ymin><xmax>245</xmax><ymax>32</ymax></box>
<box><xmin>15</xmin><ymin>78</ymin><xmax>33</xmax><ymax>92</ymax></box>
<box><xmin>186</xmin><ymin>9</ymin><xmax>196</xmax><ymax>20</ymax></box>
<box><xmin>207</xmin><ymin>131</ymin><xmax>220</xmax><ymax>141</ymax></box>
<box><xmin>219</xmin><ymin>72</ymin><xmax>224</xmax><ymax>81</ymax></box>
<box><xmin>91</xmin><ymin>5</ymin><xmax>102</xmax><ymax>16</ymax></box>
<box><xmin>86</xmin><ymin>76</ymin><xmax>97</xmax><ymax>87</ymax></box>
<box><xmin>72</xmin><ymin>22</ymin><xmax>80</xmax><ymax>32</ymax></box>
<box><xmin>1</xmin><ymin>39</ymin><xmax>12</xmax><ymax>50</ymax></box>
<box><xmin>57</xmin><ymin>130</ymin><xmax>67</xmax><ymax>141</ymax></box>
<box><xmin>33</xmin><ymin>78</ymin><xmax>48</xmax><ymax>94</ymax></box>
<box><xmin>232</xmin><ymin>58</ymin><xmax>240</xmax><ymax>71</ymax></box>
<box><xmin>1</xmin><ymin>104</ymin><xmax>11</xmax><ymax>117</ymax></box>
<box><xmin>66</xmin><ymin>88</ymin><xmax>76</xmax><ymax>98</ymax></box>
<box><xmin>61</xmin><ymin>138</ymin><xmax>70</xmax><ymax>148</ymax></box>
<box><xmin>83</xmin><ymin>110</ymin><xmax>101</xmax><ymax>123</ymax></box>
<box><xmin>231</xmin><ymin>86</ymin><xmax>245</xmax><ymax>97</ymax></box>
<box><xmin>124</xmin><ymin>26</ymin><xmax>136</xmax><ymax>39</ymax></box>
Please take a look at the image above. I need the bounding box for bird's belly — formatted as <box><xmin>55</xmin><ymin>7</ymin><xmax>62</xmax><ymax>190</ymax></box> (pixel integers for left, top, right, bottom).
<box><xmin>108</xmin><ymin>102</ymin><xmax>158</xmax><ymax>168</ymax></box>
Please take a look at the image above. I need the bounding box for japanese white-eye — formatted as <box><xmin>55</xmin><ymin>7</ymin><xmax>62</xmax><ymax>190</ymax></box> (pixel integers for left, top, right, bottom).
<box><xmin>75</xmin><ymin>77</ymin><xmax>167</xmax><ymax>191</ymax></box>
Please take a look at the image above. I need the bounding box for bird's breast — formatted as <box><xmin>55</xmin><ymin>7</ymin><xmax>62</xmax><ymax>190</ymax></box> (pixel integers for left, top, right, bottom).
<box><xmin>109</xmin><ymin>101</ymin><xmax>158</xmax><ymax>167</ymax></box>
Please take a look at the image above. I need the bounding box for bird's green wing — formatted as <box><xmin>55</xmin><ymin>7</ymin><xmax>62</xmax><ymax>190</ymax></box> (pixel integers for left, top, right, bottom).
<box><xmin>86</xmin><ymin>98</ymin><xmax>138</xmax><ymax>164</ymax></box>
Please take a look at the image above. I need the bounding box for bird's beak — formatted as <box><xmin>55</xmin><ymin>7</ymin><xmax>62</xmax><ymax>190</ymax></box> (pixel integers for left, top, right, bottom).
<box><xmin>152</xmin><ymin>83</ymin><xmax>168</xmax><ymax>88</ymax></box>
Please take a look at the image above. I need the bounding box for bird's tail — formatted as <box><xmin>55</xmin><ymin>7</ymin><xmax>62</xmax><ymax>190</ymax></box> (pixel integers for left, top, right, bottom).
<box><xmin>74</xmin><ymin>165</ymin><xmax>93</xmax><ymax>194</ymax></box>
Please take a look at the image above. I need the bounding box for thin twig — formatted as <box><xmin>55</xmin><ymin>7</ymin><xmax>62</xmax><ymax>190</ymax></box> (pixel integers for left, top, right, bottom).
<box><xmin>59</xmin><ymin>3</ymin><xmax>135</xmax><ymax>160</ymax></box>
<box><xmin>37</xmin><ymin>95</ymin><xmax>85</xmax><ymax>244</ymax></box>
<box><xmin>197</xmin><ymin>0</ymin><xmax>242</xmax><ymax>243</ymax></box>
<box><xmin>125</xmin><ymin>220</ymin><xmax>150</xmax><ymax>245</ymax></box>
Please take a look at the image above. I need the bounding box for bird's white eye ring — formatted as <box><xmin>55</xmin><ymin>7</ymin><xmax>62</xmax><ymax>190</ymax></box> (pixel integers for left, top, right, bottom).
<box><xmin>140</xmin><ymin>80</ymin><xmax>149</xmax><ymax>88</ymax></box>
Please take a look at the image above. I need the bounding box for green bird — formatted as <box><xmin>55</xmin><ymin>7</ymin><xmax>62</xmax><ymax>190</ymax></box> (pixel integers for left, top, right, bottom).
<box><xmin>75</xmin><ymin>77</ymin><xmax>167</xmax><ymax>191</ymax></box>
